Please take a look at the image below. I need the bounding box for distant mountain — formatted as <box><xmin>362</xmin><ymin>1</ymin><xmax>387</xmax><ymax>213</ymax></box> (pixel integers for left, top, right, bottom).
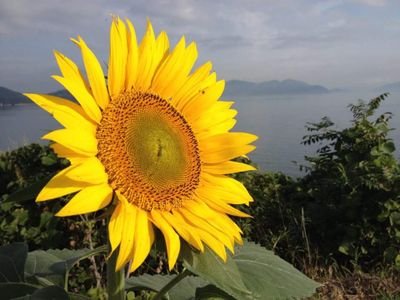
<box><xmin>49</xmin><ymin>89</ymin><xmax>75</xmax><ymax>101</ymax></box>
<box><xmin>0</xmin><ymin>87</ymin><xmax>30</xmax><ymax>105</ymax></box>
<box><xmin>376</xmin><ymin>82</ymin><xmax>400</xmax><ymax>93</ymax></box>
<box><xmin>224</xmin><ymin>79</ymin><xmax>331</xmax><ymax>97</ymax></box>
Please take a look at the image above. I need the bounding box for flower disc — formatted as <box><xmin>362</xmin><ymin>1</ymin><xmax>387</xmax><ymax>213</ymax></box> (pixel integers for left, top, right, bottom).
<box><xmin>97</xmin><ymin>91</ymin><xmax>201</xmax><ymax>211</ymax></box>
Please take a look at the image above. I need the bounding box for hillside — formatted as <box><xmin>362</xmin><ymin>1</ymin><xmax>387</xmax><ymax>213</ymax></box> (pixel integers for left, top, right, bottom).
<box><xmin>377</xmin><ymin>82</ymin><xmax>400</xmax><ymax>93</ymax></box>
<box><xmin>48</xmin><ymin>89</ymin><xmax>74</xmax><ymax>101</ymax></box>
<box><xmin>0</xmin><ymin>87</ymin><xmax>29</xmax><ymax>105</ymax></box>
<box><xmin>224</xmin><ymin>79</ymin><xmax>331</xmax><ymax>97</ymax></box>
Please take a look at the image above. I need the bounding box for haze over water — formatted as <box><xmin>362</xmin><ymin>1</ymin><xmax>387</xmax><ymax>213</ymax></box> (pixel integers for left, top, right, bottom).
<box><xmin>1</xmin><ymin>91</ymin><xmax>399</xmax><ymax>177</ymax></box>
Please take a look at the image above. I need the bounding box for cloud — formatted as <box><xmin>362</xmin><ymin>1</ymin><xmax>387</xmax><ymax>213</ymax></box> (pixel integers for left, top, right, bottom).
<box><xmin>352</xmin><ymin>0</ymin><xmax>386</xmax><ymax>6</ymax></box>
<box><xmin>0</xmin><ymin>0</ymin><xmax>109</xmax><ymax>36</ymax></box>
<box><xmin>0</xmin><ymin>0</ymin><xmax>399</xmax><ymax>91</ymax></box>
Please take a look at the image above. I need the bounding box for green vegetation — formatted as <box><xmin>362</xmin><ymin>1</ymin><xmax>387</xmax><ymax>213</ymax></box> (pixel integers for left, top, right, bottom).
<box><xmin>0</xmin><ymin>94</ymin><xmax>399</xmax><ymax>298</ymax></box>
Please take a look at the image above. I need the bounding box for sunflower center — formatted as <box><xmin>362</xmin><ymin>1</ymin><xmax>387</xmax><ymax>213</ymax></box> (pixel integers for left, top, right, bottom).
<box><xmin>96</xmin><ymin>91</ymin><xmax>201</xmax><ymax>211</ymax></box>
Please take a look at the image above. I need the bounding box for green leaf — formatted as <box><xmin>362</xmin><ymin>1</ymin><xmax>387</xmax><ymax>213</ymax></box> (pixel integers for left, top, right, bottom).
<box><xmin>395</xmin><ymin>254</ymin><xmax>400</xmax><ymax>267</ymax></box>
<box><xmin>3</xmin><ymin>177</ymin><xmax>51</xmax><ymax>204</ymax></box>
<box><xmin>40</xmin><ymin>156</ymin><xmax>58</xmax><ymax>166</ymax></box>
<box><xmin>126</xmin><ymin>274</ymin><xmax>208</xmax><ymax>300</ymax></box>
<box><xmin>233</xmin><ymin>242</ymin><xmax>320</xmax><ymax>299</ymax></box>
<box><xmin>382</xmin><ymin>141</ymin><xmax>395</xmax><ymax>153</ymax></box>
<box><xmin>0</xmin><ymin>242</ymin><xmax>28</xmax><ymax>282</ymax></box>
<box><xmin>181</xmin><ymin>242</ymin><xmax>320</xmax><ymax>300</ymax></box>
<box><xmin>25</xmin><ymin>246</ymin><xmax>107</xmax><ymax>287</ymax></box>
<box><xmin>0</xmin><ymin>282</ymin><xmax>38</xmax><ymax>299</ymax></box>
<box><xmin>181</xmin><ymin>243</ymin><xmax>253</xmax><ymax>299</ymax></box>
<box><xmin>30</xmin><ymin>285</ymin><xmax>69</xmax><ymax>300</ymax></box>
<box><xmin>195</xmin><ymin>285</ymin><xmax>235</xmax><ymax>300</ymax></box>
<box><xmin>68</xmin><ymin>293</ymin><xmax>92</xmax><ymax>300</ymax></box>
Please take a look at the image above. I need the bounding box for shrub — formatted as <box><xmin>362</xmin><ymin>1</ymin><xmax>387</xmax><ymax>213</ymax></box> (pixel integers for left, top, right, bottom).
<box><xmin>299</xmin><ymin>93</ymin><xmax>400</xmax><ymax>268</ymax></box>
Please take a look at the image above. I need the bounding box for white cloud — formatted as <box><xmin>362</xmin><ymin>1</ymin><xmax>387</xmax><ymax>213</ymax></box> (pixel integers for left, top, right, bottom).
<box><xmin>0</xmin><ymin>0</ymin><xmax>399</xmax><ymax>91</ymax></box>
<box><xmin>0</xmin><ymin>0</ymin><xmax>108</xmax><ymax>36</ymax></box>
<box><xmin>352</xmin><ymin>0</ymin><xmax>386</xmax><ymax>6</ymax></box>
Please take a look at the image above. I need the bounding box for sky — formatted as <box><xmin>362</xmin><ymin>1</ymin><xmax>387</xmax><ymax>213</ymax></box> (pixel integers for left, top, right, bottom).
<box><xmin>1</xmin><ymin>0</ymin><xmax>399</xmax><ymax>93</ymax></box>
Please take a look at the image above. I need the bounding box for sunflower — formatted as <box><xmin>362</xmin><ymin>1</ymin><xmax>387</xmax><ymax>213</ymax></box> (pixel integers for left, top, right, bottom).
<box><xmin>25</xmin><ymin>17</ymin><xmax>257</xmax><ymax>272</ymax></box>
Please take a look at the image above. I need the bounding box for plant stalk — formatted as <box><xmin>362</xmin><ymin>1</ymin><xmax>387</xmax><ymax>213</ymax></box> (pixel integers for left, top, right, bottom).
<box><xmin>107</xmin><ymin>247</ymin><xmax>125</xmax><ymax>300</ymax></box>
<box><xmin>153</xmin><ymin>269</ymin><xmax>191</xmax><ymax>300</ymax></box>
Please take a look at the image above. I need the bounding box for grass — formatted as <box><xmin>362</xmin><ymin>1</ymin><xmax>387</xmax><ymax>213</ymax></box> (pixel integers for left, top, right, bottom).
<box><xmin>303</xmin><ymin>263</ymin><xmax>400</xmax><ymax>299</ymax></box>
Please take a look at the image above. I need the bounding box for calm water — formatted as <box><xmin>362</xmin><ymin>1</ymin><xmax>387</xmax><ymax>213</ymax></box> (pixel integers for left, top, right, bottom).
<box><xmin>1</xmin><ymin>92</ymin><xmax>399</xmax><ymax>176</ymax></box>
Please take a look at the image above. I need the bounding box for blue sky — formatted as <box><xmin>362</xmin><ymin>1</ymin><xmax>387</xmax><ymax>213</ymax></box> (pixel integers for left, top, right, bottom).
<box><xmin>1</xmin><ymin>0</ymin><xmax>399</xmax><ymax>92</ymax></box>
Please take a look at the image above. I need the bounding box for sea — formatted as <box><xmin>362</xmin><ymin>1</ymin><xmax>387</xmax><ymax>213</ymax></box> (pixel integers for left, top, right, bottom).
<box><xmin>1</xmin><ymin>91</ymin><xmax>399</xmax><ymax>177</ymax></box>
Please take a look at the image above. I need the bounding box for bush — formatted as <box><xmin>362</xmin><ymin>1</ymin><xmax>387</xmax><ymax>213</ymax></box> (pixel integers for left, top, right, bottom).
<box><xmin>237</xmin><ymin>94</ymin><xmax>400</xmax><ymax>271</ymax></box>
<box><xmin>0</xmin><ymin>144</ymin><xmax>69</xmax><ymax>249</ymax></box>
<box><xmin>299</xmin><ymin>93</ymin><xmax>400</xmax><ymax>268</ymax></box>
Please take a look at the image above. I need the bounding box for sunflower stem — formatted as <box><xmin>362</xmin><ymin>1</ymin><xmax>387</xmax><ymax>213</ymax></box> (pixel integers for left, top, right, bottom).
<box><xmin>153</xmin><ymin>268</ymin><xmax>191</xmax><ymax>300</ymax></box>
<box><xmin>107</xmin><ymin>247</ymin><xmax>125</xmax><ymax>300</ymax></box>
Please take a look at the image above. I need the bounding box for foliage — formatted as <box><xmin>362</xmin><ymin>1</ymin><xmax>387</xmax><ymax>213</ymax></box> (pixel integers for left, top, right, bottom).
<box><xmin>0</xmin><ymin>144</ymin><xmax>109</xmax><ymax>295</ymax></box>
<box><xmin>0</xmin><ymin>143</ymin><xmax>69</xmax><ymax>249</ymax></box>
<box><xmin>1</xmin><ymin>93</ymin><xmax>399</xmax><ymax>298</ymax></box>
<box><xmin>300</xmin><ymin>93</ymin><xmax>400</xmax><ymax>267</ymax></box>
<box><xmin>0</xmin><ymin>242</ymin><xmax>107</xmax><ymax>299</ymax></box>
<box><xmin>128</xmin><ymin>241</ymin><xmax>320</xmax><ymax>300</ymax></box>
<box><xmin>233</xmin><ymin>168</ymin><xmax>309</xmax><ymax>265</ymax></box>
<box><xmin>235</xmin><ymin>94</ymin><xmax>400</xmax><ymax>270</ymax></box>
<box><xmin>0</xmin><ymin>241</ymin><xmax>319</xmax><ymax>300</ymax></box>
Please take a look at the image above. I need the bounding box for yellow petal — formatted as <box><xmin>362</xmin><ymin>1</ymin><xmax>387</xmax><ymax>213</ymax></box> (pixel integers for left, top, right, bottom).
<box><xmin>50</xmin><ymin>143</ymin><xmax>89</xmax><ymax>160</ymax></box>
<box><xmin>108</xmin><ymin>201</ymin><xmax>123</xmax><ymax>254</ymax></box>
<box><xmin>172</xmin><ymin>61</ymin><xmax>213</xmax><ymax>109</ymax></box>
<box><xmin>174</xmin><ymin>71</ymin><xmax>217</xmax><ymax>111</ymax></box>
<box><xmin>56</xmin><ymin>183</ymin><xmax>112</xmax><ymax>217</ymax></box>
<box><xmin>179</xmin><ymin>207</ymin><xmax>234</xmax><ymax>253</ymax></box>
<box><xmin>196</xmin><ymin>188</ymin><xmax>251</xmax><ymax>218</ymax></box>
<box><xmin>36</xmin><ymin>167</ymin><xmax>91</xmax><ymax>202</ymax></box>
<box><xmin>186</xmin><ymin>199</ymin><xmax>242</xmax><ymax>246</ymax></box>
<box><xmin>24</xmin><ymin>94</ymin><xmax>96</xmax><ymax>133</ymax></box>
<box><xmin>64</xmin><ymin>157</ymin><xmax>108</xmax><ymax>184</ymax></box>
<box><xmin>201</xmin><ymin>144</ymin><xmax>256</xmax><ymax>164</ymax></box>
<box><xmin>181</xmin><ymin>80</ymin><xmax>225</xmax><ymax>121</ymax></box>
<box><xmin>150</xmin><ymin>210</ymin><xmax>180</xmax><ymax>270</ymax></box>
<box><xmin>116</xmin><ymin>194</ymin><xmax>137</xmax><ymax>270</ymax></box>
<box><xmin>200</xmin><ymin>174</ymin><xmax>253</xmax><ymax>205</ymax></box>
<box><xmin>42</xmin><ymin>128</ymin><xmax>97</xmax><ymax>156</ymax></box>
<box><xmin>53</xmin><ymin>50</ymin><xmax>90</xmax><ymax>91</ymax></box>
<box><xmin>129</xmin><ymin>208</ymin><xmax>154</xmax><ymax>272</ymax></box>
<box><xmin>155</xmin><ymin>31</ymin><xmax>170</xmax><ymax>61</ymax></box>
<box><xmin>135</xmin><ymin>20</ymin><xmax>157</xmax><ymax>90</ymax></box>
<box><xmin>152</xmin><ymin>37</ymin><xmax>197</xmax><ymax>98</ymax></box>
<box><xmin>52</xmin><ymin>75</ymin><xmax>101</xmax><ymax>123</ymax></box>
<box><xmin>196</xmin><ymin>119</ymin><xmax>237</xmax><ymax>140</ymax></box>
<box><xmin>192</xmin><ymin>107</ymin><xmax>237</xmax><ymax>135</ymax></box>
<box><xmin>72</xmin><ymin>36</ymin><xmax>110</xmax><ymax>110</ymax></box>
<box><xmin>173</xmin><ymin>211</ymin><xmax>227</xmax><ymax>260</ymax></box>
<box><xmin>163</xmin><ymin>211</ymin><xmax>204</xmax><ymax>252</ymax></box>
<box><xmin>108</xmin><ymin>17</ymin><xmax>128</xmax><ymax>97</ymax></box>
<box><xmin>199</xmin><ymin>132</ymin><xmax>258</xmax><ymax>153</ymax></box>
<box><xmin>203</xmin><ymin>161</ymin><xmax>256</xmax><ymax>175</ymax></box>
<box><xmin>125</xmin><ymin>19</ymin><xmax>139</xmax><ymax>90</ymax></box>
<box><xmin>195</xmin><ymin>227</ymin><xmax>227</xmax><ymax>262</ymax></box>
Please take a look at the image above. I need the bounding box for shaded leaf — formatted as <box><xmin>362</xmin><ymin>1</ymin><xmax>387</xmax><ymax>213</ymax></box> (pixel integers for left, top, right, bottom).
<box><xmin>126</xmin><ymin>274</ymin><xmax>208</xmax><ymax>300</ymax></box>
<box><xmin>0</xmin><ymin>242</ymin><xmax>28</xmax><ymax>282</ymax></box>
<box><xmin>25</xmin><ymin>246</ymin><xmax>107</xmax><ymax>287</ymax></box>
<box><xmin>4</xmin><ymin>177</ymin><xmax>51</xmax><ymax>204</ymax></box>
<box><xmin>233</xmin><ymin>242</ymin><xmax>320</xmax><ymax>299</ymax></box>
<box><xmin>0</xmin><ymin>282</ymin><xmax>38</xmax><ymax>299</ymax></box>
<box><xmin>181</xmin><ymin>244</ymin><xmax>254</xmax><ymax>299</ymax></box>
<box><xmin>30</xmin><ymin>285</ymin><xmax>69</xmax><ymax>300</ymax></box>
<box><xmin>196</xmin><ymin>285</ymin><xmax>235</xmax><ymax>300</ymax></box>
